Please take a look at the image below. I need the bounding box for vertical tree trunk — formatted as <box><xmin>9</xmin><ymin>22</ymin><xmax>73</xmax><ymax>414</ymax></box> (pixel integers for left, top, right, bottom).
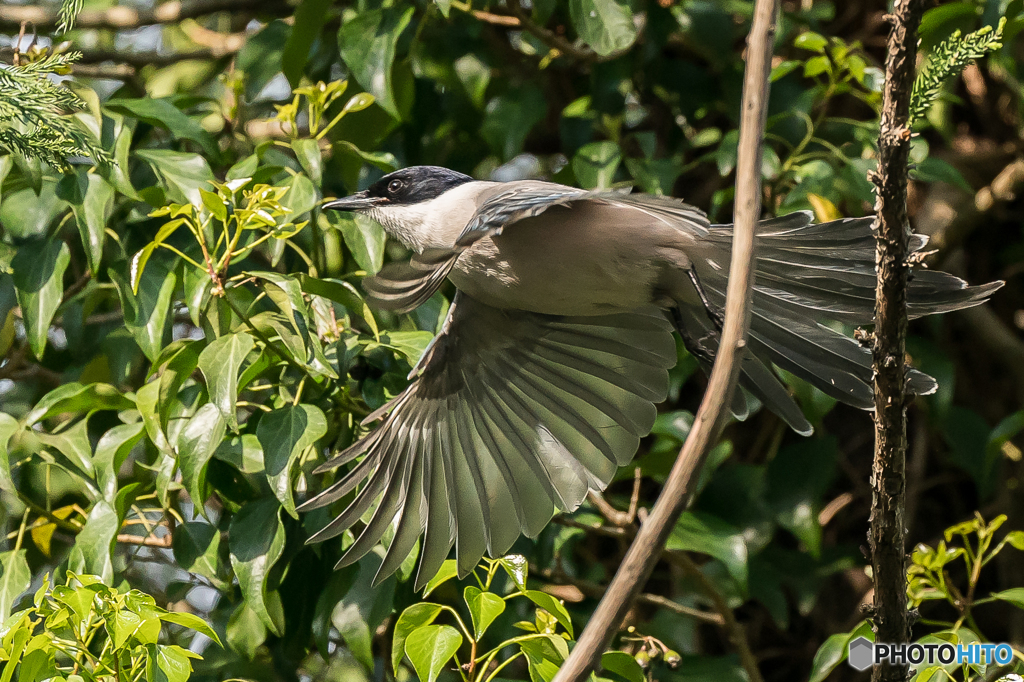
<box><xmin>872</xmin><ymin>1</ymin><xmax>925</xmax><ymax>680</ymax></box>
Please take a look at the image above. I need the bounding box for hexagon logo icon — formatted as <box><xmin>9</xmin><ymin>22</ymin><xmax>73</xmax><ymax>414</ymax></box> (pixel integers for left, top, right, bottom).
<box><xmin>848</xmin><ymin>636</ymin><xmax>874</xmax><ymax>671</ymax></box>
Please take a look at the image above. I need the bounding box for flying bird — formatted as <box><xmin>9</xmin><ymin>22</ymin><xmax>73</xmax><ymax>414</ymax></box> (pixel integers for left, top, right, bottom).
<box><xmin>298</xmin><ymin>165</ymin><xmax>1002</xmax><ymax>589</ymax></box>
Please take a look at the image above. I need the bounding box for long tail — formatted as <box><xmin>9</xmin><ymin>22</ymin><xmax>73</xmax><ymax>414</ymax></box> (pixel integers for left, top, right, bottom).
<box><xmin>674</xmin><ymin>211</ymin><xmax>1003</xmax><ymax>434</ymax></box>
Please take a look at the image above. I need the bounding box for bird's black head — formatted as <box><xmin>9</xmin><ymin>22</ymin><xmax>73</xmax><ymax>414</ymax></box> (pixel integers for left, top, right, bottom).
<box><xmin>323</xmin><ymin>166</ymin><xmax>473</xmax><ymax>211</ymax></box>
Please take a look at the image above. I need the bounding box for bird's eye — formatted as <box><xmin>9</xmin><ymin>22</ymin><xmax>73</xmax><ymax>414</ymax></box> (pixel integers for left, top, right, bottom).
<box><xmin>387</xmin><ymin>179</ymin><xmax>404</xmax><ymax>194</ymax></box>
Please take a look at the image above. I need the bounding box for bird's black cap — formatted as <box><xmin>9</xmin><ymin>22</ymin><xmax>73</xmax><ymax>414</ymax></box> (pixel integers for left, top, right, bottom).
<box><xmin>323</xmin><ymin>166</ymin><xmax>474</xmax><ymax>211</ymax></box>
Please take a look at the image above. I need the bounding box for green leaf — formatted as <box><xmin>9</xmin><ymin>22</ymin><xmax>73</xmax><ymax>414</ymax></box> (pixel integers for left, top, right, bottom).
<box><xmin>573</xmin><ymin>141</ymin><xmax>622</xmax><ymax>190</ymax></box>
<box><xmin>481</xmin><ymin>87</ymin><xmax>546</xmax><ymax>161</ymax></box>
<box><xmin>281</xmin><ymin>172</ymin><xmax>318</xmax><ymax>221</ymax></box>
<box><xmin>326</xmin><ymin>212</ymin><xmax>386</xmax><ymax>274</ymax></box>
<box><xmin>236</xmin><ymin>20</ymin><xmax>290</xmax><ymax>99</ymax></box>
<box><xmin>25</xmin><ymin>382</ymin><xmax>133</xmax><ymax>425</ymax></box>
<box><xmin>405</xmin><ymin>625</ymin><xmax>463</xmax><ymax>682</ymax></box>
<box><xmin>198</xmin><ymin>332</ymin><xmax>255</xmax><ymax>430</ymax></box>
<box><xmin>131</xmin><ymin>217</ymin><xmax>187</xmax><ymax>294</ymax></box>
<box><xmin>257</xmin><ymin>404</ymin><xmax>327</xmax><ymax>517</ymax></box>
<box><xmin>111</xmin><ymin>249</ymin><xmax>178</xmax><ymax>361</ymax></box>
<box><xmin>227</xmin><ymin>602</ymin><xmax>267</xmax><ymax>659</ymax></box>
<box><xmin>0</xmin><ymin>550</ymin><xmax>29</xmax><ymax>620</ymax></box>
<box><xmin>803</xmin><ymin>55</ymin><xmax>831</xmax><ymax>77</ymax></box>
<box><xmin>69</xmin><ymin>172</ymin><xmax>114</xmax><ymax>274</ymax></box>
<box><xmin>229</xmin><ymin>499</ymin><xmax>286</xmax><ymax>635</ymax></box>
<box><xmin>422</xmin><ymin>559</ymin><xmax>458</xmax><ymax>597</ymax></box>
<box><xmin>435</xmin><ymin>0</ymin><xmax>452</xmax><ymax>17</ymax></box>
<box><xmin>108</xmin><ymin>98</ymin><xmax>220</xmax><ymax>158</ymax></box>
<box><xmin>911</xmin><ymin>157</ymin><xmax>973</xmax><ymax>192</ymax></box>
<box><xmin>519</xmin><ymin>635</ymin><xmax>568</xmax><ymax>682</ymax></box>
<box><xmin>213</xmin><ymin>433</ymin><xmax>265</xmax><ymax>474</ymax></box>
<box><xmin>499</xmin><ymin>555</ymin><xmax>528</xmax><ymax>591</ymax></box>
<box><xmin>601</xmin><ymin>651</ymin><xmax>646</xmax><ymax>682</ymax></box>
<box><xmin>794</xmin><ymin>31</ymin><xmax>828</xmax><ymax>52</ymax></box>
<box><xmin>522</xmin><ymin>590</ymin><xmax>573</xmax><ymax>637</ymax></box>
<box><xmin>93</xmin><ymin>422</ymin><xmax>145</xmax><ymax>501</ymax></box>
<box><xmin>381</xmin><ymin>331</ymin><xmax>434</xmax><ymax>365</ymax></box>
<box><xmin>136</xmin><ymin>150</ymin><xmax>214</xmax><ymax>207</ymax></box>
<box><xmin>0</xmin><ymin>414</ymin><xmax>19</xmax><ymax>494</ymax></box>
<box><xmin>12</xmin><ymin>239</ymin><xmax>70</xmax><ymax>360</ymax></box>
<box><xmin>292</xmin><ymin>138</ymin><xmax>323</xmax><ymax>188</ymax></box>
<box><xmin>172</xmin><ymin>521</ymin><xmax>221</xmax><ymax>582</ymax></box>
<box><xmin>67</xmin><ymin>500</ymin><xmax>119</xmax><ymax>584</ymax></box>
<box><xmin>298</xmin><ymin>274</ymin><xmax>378</xmax><ymax>336</ymax></box>
<box><xmin>177</xmin><ymin>403</ymin><xmax>227</xmax><ymax>515</ymax></box>
<box><xmin>161</xmin><ymin>612</ymin><xmax>223</xmax><ymax>646</ymax></box>
<box><xmin>155</xmin><ymin>644</ymin><xmax>196</xmax><ymax>682</ymax></box>
<box><xmin>667</xmin><ymin>512</ymin><xmax>748</xmax><ymax>592</ymax></box>
<box><xmin>568</xmin><ymin>0</ymin><xmax>637</xmax><ymax>56</ymax></box>
<box><xmin>464</xmin><ymin>586</ymin><xmax>505</xmax><ymax>639</ymax></box>
<box><xmin>392</xmin><ymin>603</ymin><xmax>443</xmax><ymax>671</ymax></box>
<box><xmin>111</xmin><ymin>609</ymin><xmax>143</xmax><ymax>648</ymax></box>
<box><xmin>282</xmin><ymin>0</ymin><xmax>333</xmax><ymax>87</ymax></box>
<box><xmin>337</xmin><ymin>7</ymin><xmax>413</xmax><ymax>118</ymax></box>
<box><xmin>991</xmin><ymin>587</ymin><xmax>1024</xmax><ymax>609</ymax></box>
<box><xmin>808</xmin><ymin>620</ymin><xmax>872</xmax><ymax>682</ymax></box>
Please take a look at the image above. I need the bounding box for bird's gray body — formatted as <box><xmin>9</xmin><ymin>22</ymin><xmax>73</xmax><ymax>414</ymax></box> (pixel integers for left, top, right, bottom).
<box><xmin>303</xmin><ymin>166</ymin><xmax>1002</xmax><ymax>589</ymax></box>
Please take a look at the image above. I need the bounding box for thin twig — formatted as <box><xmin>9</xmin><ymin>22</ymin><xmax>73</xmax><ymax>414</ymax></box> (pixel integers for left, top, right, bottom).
<box><xmin>117</xmin><ymin>533</ymin><xmax>173</xmax><ymax>548</ymax></box>
<box><xmin>531</xmin><ymin>566</ymin><xmax>724</xmax><ymax>626</ymax></box>
<box><xmin>551</xmin><ymin>1</ymin><xmax>777</xmax><ymax>678</ymax></box>
<box><xmin>870</xmin><ymin>2</ymin><xmax>925</xmax><ymax>681</ymax></box>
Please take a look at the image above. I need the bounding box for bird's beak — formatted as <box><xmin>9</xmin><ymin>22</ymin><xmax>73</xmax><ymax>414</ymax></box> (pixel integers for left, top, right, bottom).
<box><xmin>322</xmin><ymin>190</ymin><xmax>384</xmax><ymax>211</ymax></box>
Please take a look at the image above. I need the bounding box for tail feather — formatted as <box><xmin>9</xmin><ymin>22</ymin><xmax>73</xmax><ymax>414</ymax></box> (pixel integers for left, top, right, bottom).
<box><xmin>674</xmin><ymin>212</ymin><xmax>1000</xmax><ymax>428</ymax></box>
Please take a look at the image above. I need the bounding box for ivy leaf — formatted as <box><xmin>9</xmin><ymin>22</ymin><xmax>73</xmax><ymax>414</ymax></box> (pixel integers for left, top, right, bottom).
<box><xmin>405</xmin><ymin>625</ymin><xmax>463</xmax><ymax>682</ymax></box>
<box><xmin>198</xmin><ymin>332</ymin><xmax>255</xmax><ymax>430</ymax></box>
<box><xmin>93</xmin><ymin>422</ymin><xmax>145</xmax><ymax>501</ymax></box>
<box><xmin>499</xmin><ymin>555</ymin><xmax>528</xmax><ymax>591</ymax></box>
<box><xmin>522</xmin><ymin>590</ymin><xmax>574</xmax><ymax>637</ymax></box>
<box><xmin>282</xmin><ymin>0</ymin><xmax>333</xmax><ymax>86</ymax></box>
<box><xmin>601</xmin><ymin>651</ymin><xmax>646</xmax><ymax>682</ymax></box>
<box><xmin>24</xmin><ymin>382</ymin><xmax>133</xmax><ymax>426</ymax></box>
<box><xmin>257</xmin><ymin>404</ymin><xmax>327</xmax><ymax>517</ymax></box>
<box><xmin>292</xmin><ymin>138</ymin><xmax>323</xmax><ymax>188</ymax></box>
<box><xmin>227</xmin><ymin>602</ymin><xmax>267</xmax><ymax>659</ymax></box>
<box><xmin>808</xmin><ymin>620</ymin><xmax>872</xmax><ymax>682</ymax></box>
<box><xmin>464</xmin><ymin>586</ymin><xmax>505</xmax><ymax>640</ymax></box>
<box><xmin>392</xmin><ymin>603</ymin><xmax>443</xmax><ymax>671</ymax></box>
<box><xmin>108</xmin><ymin>98</ymin><xmax>220</xmax><ymax>159</ymax></box>
<box><xmin>568</xmin><ymin>0</ymin><xmax>637</xmax><ymax>56</ymax></box>
<box><xmin>337</xmin><ymin>7</ymin><xmax>414</xmax><ymax>119</ymax></box>
<box><xmin>111</xmin><ymin>249</ymin><xmax>178</xmax><ymax>361</ymax></box>
<box><xmin>135</xmin><ymin>150</ymin><xmax>214</xmax><ymax>207</ymax></box>
<box><xmin>0</xmin><ymin>414</ymin><xmax>22</xmax><ymax>494</ymax></box>
<box><xmin>422</xmin><ymin>560</ymin><xmax>459</xmax><ymax>598</ymax></box>
<box><xmin>326</xmin><ymin>212</ymin><xmax>386</xmax><ymax>274</ymax></box>
<box><xmin>69</xmin><ymin>172</ymin><xmax>114</xmax><ymax>274</ymax></box>
<box><xmin>176</xmin><ymin>403</ymin><xmax>227</xmax><ymax>516</ymax></box>
<box><xmin>991</xmin><ymin>588</ymin><xmax>1024</xmax><ymax>609</ymax></box>
<box><xmin>172</xmin><ymin>521</ymin><xmax>221</xmax><ymax>583</ymax></box>
<box><xmin>67</xmin><ymin>500</ymin><xmax>119</xmax><ymax>584</ymax></box>
<box><xmin>667</xmin><ymin>512</ymin><xmax>749</xmax><ymax>593</ymax></box>
<box><xmin>12</xmin><ymin>239</ymin><xmax>70</xmax><ymax>360</ymax></box>
<box><xmin>229</xmin><ymin>499</ymin><xmax>286</xmax><ymax>635</ymax></box>
<box><xmin>161</xmin><ymin>612</ymin><xmax>223</xmax><ymax>646</ymax></box>
<box><xmin>0</xmin><ymin>550</ymin><xmax>29</xmax><ymax>620</ymax></box>
<box><xmin>154</xmin><ymin>643</ymin><xmax>197</xmax><ymax>682</ymax></box>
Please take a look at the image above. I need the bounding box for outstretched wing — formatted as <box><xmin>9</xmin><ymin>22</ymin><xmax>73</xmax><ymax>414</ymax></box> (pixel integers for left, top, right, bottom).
<box><xmin>299</xmin><ymin>293</ymin><xmax>676</xmax><ymax>589</ymax></box>
<box><xmin>362</xmin><ymin>184</ymin><xmax>614</xmax><ymax>313</ymax></box>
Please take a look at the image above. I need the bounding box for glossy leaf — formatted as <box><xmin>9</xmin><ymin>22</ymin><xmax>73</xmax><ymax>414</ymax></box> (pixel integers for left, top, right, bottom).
<box><xmin>569</xmin><ymin>0</ymin><xmax>637</xmax><ymax>56</ymax></box>
<box><xmin>391</xmin><ymin>602</ymin><xmax>443</xmax><ymax>671</ymax></box>
<box><xmin>601</xmin><ymin>651</ymin><xmax>646</xmax><ymax>682</ymax></box>
<box><xmin>337</xmin><ymin>7</ymin><xmax>414</xmax><ymax>119</ymax></box>
<box><xmin>136</xmin><ymin>149</ymin><xmax>215</xmax><ymax>207</ymax></box>
<box><xmin>111</xmin><ymin>249</ymin><xmax>178</xmax><ymax>360</ymax></box>
<box><xmin>67</xmin><ymin>501</ymin><xmax>119</xmax><ymax>584</ymax></box>
<box><xmin>667</xmin><ymin>512</ymin><xmax>749</xmax><ymax>592</ymax></box>
<box><xmin>172</xmin><ymin>521</ymin><xmax>221</xmax><ymax>582</ymax></box>
<box><xmin>229</xmin><ymin>499</ymin><xmax>286</xmax><ymax>635</ymax></box>
<box><xmin>197</xmin><ymin>331</ymin><xmax>255</xmax><ymax>430</ymax></box>
<box><xmin>464</xmin><ymin>586</ymin><xmax>505</xmax><ymax>639</ymax></box>
<box><xmin>405</xmin><ymin>625</ymin><xmax>462</xmax><ymax>682</ymax></box>
<box><xmin>808</xmin><ymin>620</ymin><xmax>872</xmax><ymax>682</ymax></box>
<box><xmin>522</xmin><ymin>590</ymin><xmax>574</xmax><ymax>637</ymax></box>
<box><xmin>107</xmin><ymin>98</ymin><xmax>219</xmax><ymax>158</ymax></box>
<box><xmin>70</xmin><ymin>172</ymin><xmax>114</xmax><ymax>273</ymax></box>
<box><xmin>0</xmin><ymin>550</ymin><xmax>29</xmax><ymax>620</ymax></box>
<box><xmin>11</xmin><ymin>239</ymin><xmax>70</xmax><ymax>360</ymax></box>
<box><xmin>257</xmin><ymin>404</ymin><xmax>327</xmax><ymax>516</ymax></box>
<box><xmin>282</xmin><ymin>0</ymin><xmax>333</xmax><ymax>87</ymax></box>
<box><xmin>177</xmin><ymin>403</ymin><xmax>227</xmax><ymax>514</ymax></box>
<box><xmin>0</xmin><ymin>414</ymin><xmax>21</xmax><ymax>494</ymax></box>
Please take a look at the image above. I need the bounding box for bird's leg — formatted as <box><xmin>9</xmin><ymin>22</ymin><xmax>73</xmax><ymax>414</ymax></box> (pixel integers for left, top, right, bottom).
<box><xmin>687</xmin><ymin>269</ymin><xmax>725</xmax><ymax>331</ymax></box>
<box><xmin>670</xmin><ymin>307</ymin><xmax>717</xmax><ymax>365</ymax></box>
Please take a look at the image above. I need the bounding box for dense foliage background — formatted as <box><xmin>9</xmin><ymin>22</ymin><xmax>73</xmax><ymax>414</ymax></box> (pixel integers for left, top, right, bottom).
<box><xmin>1</xmin><ymin>0</ymin><xmax>1024</xmax><ymax>680</ymax></box>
